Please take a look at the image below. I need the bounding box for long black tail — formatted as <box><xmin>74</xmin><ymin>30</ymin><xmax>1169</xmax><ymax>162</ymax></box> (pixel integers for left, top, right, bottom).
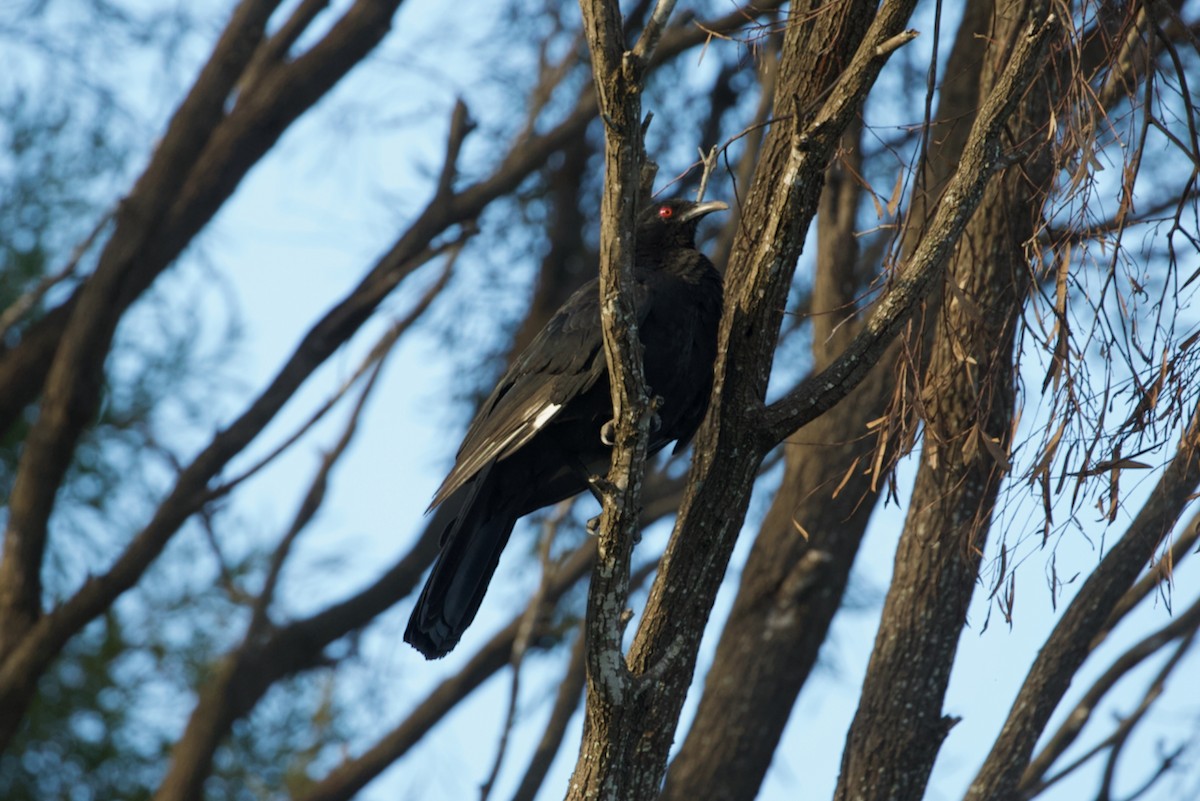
<box><xmin>404</xmin><ymin>472</ymin><xmax>519</xmax><ymax>659</ymax></box>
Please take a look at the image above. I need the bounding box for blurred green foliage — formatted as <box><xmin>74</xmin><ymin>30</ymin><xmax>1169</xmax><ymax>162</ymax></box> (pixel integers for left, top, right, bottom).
<box><xmin>0</xmin><ymin>3</ymin><xmax>349</xmax><ymax>797</ymax></box>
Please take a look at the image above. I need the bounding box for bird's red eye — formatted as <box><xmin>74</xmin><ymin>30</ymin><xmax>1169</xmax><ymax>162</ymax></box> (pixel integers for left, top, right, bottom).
<box><xmin>658</xmin><ymin>205</ymin><xmax>674</xmax><ymax>219</ymax></box>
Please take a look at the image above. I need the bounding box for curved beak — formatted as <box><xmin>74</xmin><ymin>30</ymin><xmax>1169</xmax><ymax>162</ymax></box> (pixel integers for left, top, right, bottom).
<box><xmin>678</xmin><ymin>200</ymin><xmax>729</xmax><ymax>223</ymax></box>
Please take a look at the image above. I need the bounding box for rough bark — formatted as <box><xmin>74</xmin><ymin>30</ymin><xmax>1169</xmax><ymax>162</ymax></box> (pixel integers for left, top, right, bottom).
<box><xmin>571</xmin><ymin>0</ymin><xmax>897</xmax><ymax>796</ymax></box>
<box><xmin>833</xmin><ymin>5</ymin><xmax>1058</xmax><ymax>799</ymax></box>
<box><xmin>661</xmin><ymin>5</ymin><xmax>996</xmax><ymax>796</ymax></box>
<box><xmin>570</xmin><ymin>1</ymin><xmax>670</xmax><ymax>798</ymax></box>
<box><xmin>564</xmin><ymin>0</ymin><xmax>1053</xmax><ymax>797</ymax></box>
<box><xmin>6</xmin><ymin>2</ymin><xmax>1190</xmax><ymax>798</ymax></box>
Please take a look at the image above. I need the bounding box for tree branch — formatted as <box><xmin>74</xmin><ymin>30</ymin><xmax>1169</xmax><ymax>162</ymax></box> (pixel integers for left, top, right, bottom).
<box><xmin>1095</xmin><ymin>509</ymin><xmax>1200</xmax><ymax>647</ymax></box>
<box><xmin>209</xmin><ymin>240</ymin><xmax>462</xmax><ymax>501</ymax></box>
<box><xmin>568</xmin><ymin>1</ymin><xmax>930</xmax><ymax>799</ymax></box>
<box><xmin>479</xmin><ymin>502</ymin><xmax>568</xmax><ymax>801</ymax></box>
<box><xmin>508</xmin><ymin>625</ymin><xmax>587</xmax><ymax>801</ymax></box>
<box><xmin>1021</xmin><ymin>593</ymin><xmax>1200</xmax><ymax>796</ymax></box>
<box><xmin>0</xmin><ymin>0</ymin><xmax>285</xmax><ymax>674</ymax></box>
<box><xmin>568</xmin><ymin>0</ymin><xmax>671</xmax><ymax>794</ymax></box>
<box><xmin>0</xmin><ymin>0</ymin><xmax>782</xmax><ymax>441</ymax></box>
<box><xmin>291</xmin><ymin>543</ymin><xmax>596</xmax><ymax>801</ymax></box>
<box><xmin>964</xmin><ymin>402</ymin><xmax>1200</xmax><ymax>801</ymax></box>
<box><xmin>761</xmin><ymin>11</ymin><xmax>1062</xmax><ymax>444</ymax></box>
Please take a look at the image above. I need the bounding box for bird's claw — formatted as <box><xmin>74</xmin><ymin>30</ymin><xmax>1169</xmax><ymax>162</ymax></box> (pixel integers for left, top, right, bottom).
<box><xmin>588</xmin><ymin>474</ymin><xmax>619</xmax><ymax>497</ymax></box>
<box><xmin>585</xmin><ymin>513</ymin><xmax>644</xmax><ymax>543</ymax></box>
<box><xmin>600</xmin><ymin>404</ymin><xmax>661</xmax><ymax>446</ymax></box>
<box><xmin>600</xmin><ymin>420</ymin><xmax>616</xmax><ymax>446</ymax></box>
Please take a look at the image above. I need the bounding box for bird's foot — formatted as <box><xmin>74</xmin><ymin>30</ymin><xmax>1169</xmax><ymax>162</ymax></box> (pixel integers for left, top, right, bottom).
<box><xmin>600</xmin><ymin>400</ymin><xmax>662</xmax><ymax>446</ymax></box>
<box><xmin>588</xmin><ymin>473</ymin><xmax>620</xmax><ymax>498</ymax></box>
<box><xmin>648</xmin><ymin>395</ymin><xmax>663</xmax><ymax>432</ymax></box>
<box><xmin>585</xmin><ymin>513</ymin><xmax>644</xmax><ymax>543</ymax></box>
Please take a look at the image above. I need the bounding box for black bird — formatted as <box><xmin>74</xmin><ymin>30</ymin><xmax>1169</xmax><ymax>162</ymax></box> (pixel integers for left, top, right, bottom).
<box><xmin>405</xmin><ymin>198</ymin><xmax>727</xmax><ymax>659</ymax></box>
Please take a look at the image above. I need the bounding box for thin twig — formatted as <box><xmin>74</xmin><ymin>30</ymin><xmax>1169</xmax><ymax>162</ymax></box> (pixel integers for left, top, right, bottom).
<box><xmin>508</xmin><ymin>622</ymin><xmax>588</xmax><ymax>801</ymax></box>
<box><xmin>1095</xmin><ymin>631</ymin><xmax>1196</xmax><ymax>801</ymax></box>
<box><xmin>695</xmin><ymin>144</ymin><xmax>719</xmax><ymax>202</ymax></box>
<box><xmin>968</xmin><ymin>400</ymin><xmax>1200</xmax><ymax>801</ymax></box>
<box><xmin>438</xmin><ymin>99</ymin><xmax>476</xmax><ymax>200</ymax></box>
<box><xmin>209</xmin><ymin>244</ymin><xmax>461</xmax><ymax>500</ymax></box>
<box><xmin>292</xmin><ymin>542</ymin><xmax>599</xmax><ymax>801</ymax></box>
<box><xmin>0</xmin><ymin>207</ymin><xmax>113</xmax><ymax>340</ymax></box>
<box><xmin>1096</xmin><ymin>509</ymin><xmax>1200</xmax><ymax>647</ymax></box>
<box><xmin>247</xmin><ymin>338</ymin><xmax>392</xmax><ymax>640</ymax></box>
<box><xmin>508</xmin><ymin>559</ymin><xmax>658</xmax><ymax>801</ymax></box>
<box><xmin>874</xmin><ymin>28</ymin><xmax>919</xmax><ymax>57</ymax></box>
<box><xmin>479</xmin><ymin>499</ymin><xmax>573</xmax><ymax>801</ymax></box>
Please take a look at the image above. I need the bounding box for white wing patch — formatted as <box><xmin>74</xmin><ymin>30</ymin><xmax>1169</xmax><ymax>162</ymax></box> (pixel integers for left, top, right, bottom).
<box><xmin>532</xmin><ymin>402</ymin><xmax>562</xmax><ymax>431</ymax></box>
<box><xmin>430</xmin><ymin>394</ymin><xmax>566</xmax><ymax>510</ymax></box>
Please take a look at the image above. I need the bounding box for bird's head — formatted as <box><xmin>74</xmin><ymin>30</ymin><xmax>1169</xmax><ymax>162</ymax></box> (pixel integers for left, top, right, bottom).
<box><xmin>636</xmin><ymin>198</ymin><xmax>729</xmax><ymax>252</ymax></box>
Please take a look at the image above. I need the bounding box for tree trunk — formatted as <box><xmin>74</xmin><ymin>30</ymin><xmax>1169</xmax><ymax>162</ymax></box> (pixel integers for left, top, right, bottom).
<box><xmin>833</xmin><ymin>4</ymin><xmax>1058</xmax><ymax>798</ymax></box>
<box><xmin>661</xmin><ymin>5</ymin><xmax>996</xmax><ymax>797</ymax></box>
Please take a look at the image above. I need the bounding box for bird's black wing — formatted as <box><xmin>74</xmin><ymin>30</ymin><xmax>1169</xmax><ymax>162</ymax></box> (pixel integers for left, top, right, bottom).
<box><xmin>428</xmin><ymin>277</ymin><xmax>654</xmax><ymax>510</ymax></box>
